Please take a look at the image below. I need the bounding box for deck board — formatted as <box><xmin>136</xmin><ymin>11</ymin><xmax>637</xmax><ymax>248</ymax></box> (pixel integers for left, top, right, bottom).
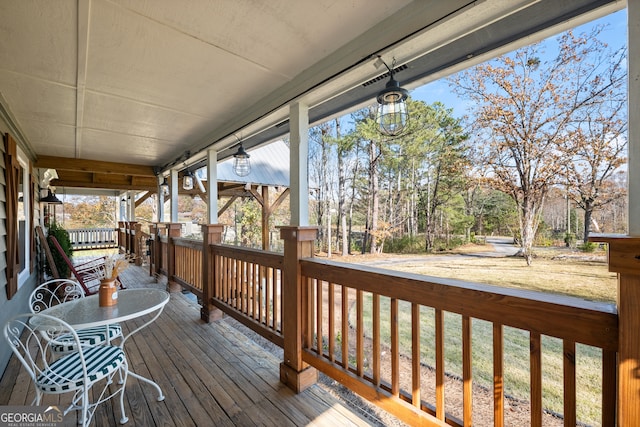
<box><xmin>0</xmin><ymin>266</ymin><xmax>395</xmax><ymax>426</ymax></box>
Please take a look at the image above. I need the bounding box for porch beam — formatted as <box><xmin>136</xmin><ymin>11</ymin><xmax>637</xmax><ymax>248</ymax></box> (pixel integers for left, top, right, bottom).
<box><xmin>35</xmin><ymin>155</ymin><xmax>155</xmax><ymax>176</ymax></box>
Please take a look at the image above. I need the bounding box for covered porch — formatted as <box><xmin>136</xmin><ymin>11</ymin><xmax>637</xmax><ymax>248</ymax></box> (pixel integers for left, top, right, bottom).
<box><xmin>2</xmin><ymin>0</ymin><xmax>640</xmax><ymax>426</ymax></box>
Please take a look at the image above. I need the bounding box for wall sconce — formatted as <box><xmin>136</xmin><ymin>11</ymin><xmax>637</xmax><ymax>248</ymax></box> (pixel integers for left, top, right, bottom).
<box><xmin>160</xmin><ymin>177</ymin><xmax>169</xmax><ymax>195</ymax></box>
<box><xmin>376</xmin><ymin>56</ymin><xmax>409</xmax><ymax>136</ymax></box>
<box><xmin>183</xmin><ymin>170</ymin><xmax>194</xmax><ymax>190</ymax></box>
<box><xmin>233</xmin><ymin>142</ymin><xmax>251</xmax><ymax>177</ymax></box>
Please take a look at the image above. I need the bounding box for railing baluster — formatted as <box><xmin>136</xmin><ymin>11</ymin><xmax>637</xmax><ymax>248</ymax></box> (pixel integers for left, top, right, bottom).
<box><xmin>463</xmin><ymin>315</ymin><xmax>472</xmax><ymax>426</ymax></box>
<box><xmin>266</xmin><ymin>266</ymin><xmax>272</xmax><ymax>328</ymax></box>
<box><xmin>530</xmin><ymin>332</ymin><xmax>542</xmax><ymax>426</ymax></box>
<box><xmin>563</xmin><ymin>340</ymin><xmax>576</xmax><ymax>426</ymax></box>
<box><xmin>356</xmin><ymin>289</ymin><xmax>363</xmax><ymax>377</ymax></box>
<box><xmin>341</xmin><ymin>285</ymin><xmax>348</xmax><ymax>370</ymax></box>
<box><xmin>602</xmin><ymin>349</ymin><xmax>617</xmax><ymax>427</ymax></box>
<box><xmin>493</xmin><ymin>323</ymin><xmax>504</xmax><ymax>427</ymax></box>
<box><xmin>328</xmin><ymin>282</ymin><xmax>335</xmax><ymax>362</ymax></box>
<box><xmin>411</xmin><ymin>303</ymin><xmax>420</xmax><ymax>407</ymax></box>
<box><xmin>317</xmin><ymin>280</ymin><xmax>323</xmax><ymax>355</ymax></box>
<box><xmin>273</xmin><ymin>267</ymin><xmax>279</xmax><ymax>331</ymax></box>
<box><xmin>435</xmin><ymin>308</ymin><xmax>445</xmax><ymax>420</ymax></box>
<box><xmin>391</xmin><ymin>298</ymin><xmax>399</xmax><ymax>397</ymax></box>
<box><xmin>373</xmin><ymin>294</ymin><xmax>380</xmax><ymax>387</ymax></box>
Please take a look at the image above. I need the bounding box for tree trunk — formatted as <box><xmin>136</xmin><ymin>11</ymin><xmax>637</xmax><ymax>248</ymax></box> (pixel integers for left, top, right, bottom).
<box><xmin>583</xmin><ymin>199</ymin><xmax>593</xmax><ymax>242</ymax></box>
<box><xmin>369</xmin><ymin>140</ymin><xmax>379</xmax><ymax>254</ymax></box>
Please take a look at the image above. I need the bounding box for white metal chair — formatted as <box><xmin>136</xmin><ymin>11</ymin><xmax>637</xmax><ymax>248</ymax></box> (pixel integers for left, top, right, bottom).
<box><xmin>3</xmin><ymin>313</ymin><xmax>129</xmax><ymax>426</ymax></box>
<box><xmin>29</xmin><ymin>279</ymin><xmax>123</xmax><ymax>353</ymax></box>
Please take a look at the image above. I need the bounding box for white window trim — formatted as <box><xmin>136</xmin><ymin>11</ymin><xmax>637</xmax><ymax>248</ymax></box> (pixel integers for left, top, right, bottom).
<box><xmin>17</xmin><ymin>146</ymin><xmax>30</xmax><ymax>287</ymax></box>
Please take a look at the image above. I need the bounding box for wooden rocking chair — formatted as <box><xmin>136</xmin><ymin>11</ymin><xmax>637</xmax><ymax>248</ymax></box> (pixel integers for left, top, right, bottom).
<box><xmin>47</xmin><ymin>234</ymin><xmax>126</xmax><ymax>295</ymax></box>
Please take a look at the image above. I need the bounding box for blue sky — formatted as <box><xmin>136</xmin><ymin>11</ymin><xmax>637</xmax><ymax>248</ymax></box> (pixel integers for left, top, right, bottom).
<box><xmin>410</xmin><ymin>8</ymin><xmax>628</xmax><ymax>117</ymax></box>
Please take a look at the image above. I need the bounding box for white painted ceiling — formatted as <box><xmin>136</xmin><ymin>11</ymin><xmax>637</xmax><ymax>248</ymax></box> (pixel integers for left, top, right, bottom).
<box><xmin>0</xmin><ymin>0</ymin><xmax>624</xmax><ymax>177</ymax></box>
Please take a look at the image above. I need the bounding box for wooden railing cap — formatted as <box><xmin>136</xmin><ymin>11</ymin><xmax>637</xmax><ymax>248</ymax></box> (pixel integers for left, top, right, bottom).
<box><xmin>589</xmin><ymin>234</ymin><xmax>640</xmax><ymax>275</ymax></box>
<box><xmin>278</xmin><ymin>226</ymin><xmax>318</xmax><ymax>241</ymax></box>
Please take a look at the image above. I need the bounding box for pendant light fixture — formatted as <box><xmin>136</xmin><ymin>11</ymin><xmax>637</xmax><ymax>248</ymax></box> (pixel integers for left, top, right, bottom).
<box><xmin>376</xmin><ymin>56</ymin><xmax>409</xmax><ymax>137</ymax></box>
<box><xmin>160</xmin><ymin>176</ymin><xmax>169</xmax><ymax>195</ymax></box>
<box><xmin>182</xmin><ymin>170</ymin><xmax>194</xmax><ymax>190</ymax></box>
<box><xmin>41</xmin><ymin>188</ymin><xmax>62</xmax><ymax>204</ymax></box>
<box><xmin>233</xmin><ymin>142</ymin><xmax>251</xmax><ymax>177</ymax></box>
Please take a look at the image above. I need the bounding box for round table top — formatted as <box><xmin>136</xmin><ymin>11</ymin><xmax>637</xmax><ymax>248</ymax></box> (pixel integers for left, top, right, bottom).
<box><xmin>37</xmin><ymin>288</ymin><xmax>170</xmax><ymax>330</ymax></box>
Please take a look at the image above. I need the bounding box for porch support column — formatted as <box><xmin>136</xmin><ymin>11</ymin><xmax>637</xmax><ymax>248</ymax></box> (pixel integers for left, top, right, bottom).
<box><xmin>166</xmin><ymin>222</ymin><xmax>182</xmax><ymax>293</ymax></box>
<box><xmin>589</xmin><ymin>235</ymin><xmax>640</xmax><ymax>426</ymax></box>
<box><xmin>170</xmin><ymin>169</ymin><xmax>179</xmax><ymax>222</ymax></box>
<box><xmin>629</xmin><ymin>1</ymin><xmax>640</xmax><ymax>234</ymax></box>
<box><xmin>127</xmin><ymin>191</ymin><xmax>136</xmax><ymax>221</ymax></box>
<box><xmin>279</xmin><ymin>226</ymin><xmax>318</xmax><ymax>393</ymax></box>
<box><xmin>289</xmin><ymin>102</ymin><xmax>309</xmax><ymax>226</ymax></box>
<box><xmin>207</xmin><ymin>148</ymin><xmax>218</xmax><ymax>224</ymax></box>
<box><xmin>157</xmin><ymin>175</ymin><xmax>165</xmax><ymax>222</ymax></box>
<box><xmin>201</xmin><ymin>224</ymin><xmax>224</xmax><ymax>322</ymax></box>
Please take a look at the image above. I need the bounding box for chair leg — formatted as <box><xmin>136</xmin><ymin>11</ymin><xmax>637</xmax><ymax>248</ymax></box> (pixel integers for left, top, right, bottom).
<box><xmin>118</xmin><ymin>363</ymin><xmax>129</xmax><ymax>424</ymax></box>
<box><xmin>80</xmin><ymin>389</ymin><xmax>89</xmax><ymax>427</ymax></box>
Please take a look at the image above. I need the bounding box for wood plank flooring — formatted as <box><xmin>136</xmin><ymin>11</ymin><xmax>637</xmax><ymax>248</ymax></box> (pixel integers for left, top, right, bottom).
<box><xmin>1</xmin><ymin>266</ymin><xmax>395</xmax><ymax>426</ymax></box>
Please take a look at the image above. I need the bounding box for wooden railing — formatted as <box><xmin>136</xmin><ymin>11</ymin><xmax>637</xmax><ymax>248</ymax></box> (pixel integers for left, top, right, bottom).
<box><xmin>67</xmin><ymin>227</ymin><xmax>117</xmax><ymax>251</ymax></box>
<box><xmin>173</xmin><ymin>238</ymin><xmax>203</xmax><ymax>298</ymax></box>
<box><xmin>210</xmin><ymin>244</ymin><xmax>284</xmax><ymax>346</ymax></box>
<box><xmin>299</xmin><ymin>259</ymin><xmax>617</xmax><ymax>426</ymax></box>
<box><xmin>149</xmin><ymin>223</ymin><xmax>639</xmax><ymax>425</ymax></box>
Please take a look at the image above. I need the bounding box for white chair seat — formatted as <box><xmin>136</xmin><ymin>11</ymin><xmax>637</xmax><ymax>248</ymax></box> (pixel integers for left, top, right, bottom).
<box><xmin>37</xmin><ymin>345</ymin><xmax>126</xmax><ymax>393</ymax></box>
<box><xmin>50</xmin><ymin>324</ymin><xmax>123</xmax><ymax>353</ymax></box>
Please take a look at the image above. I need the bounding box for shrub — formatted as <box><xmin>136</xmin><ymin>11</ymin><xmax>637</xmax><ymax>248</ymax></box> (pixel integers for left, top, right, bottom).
<box><xmin>578</xmin><ymin>241</ymin><xmax>598</xmax><ymax>253</ymax></box>
<box><xmin>46</xmin><ymin>222</ymin><xmax>73</xmax><ymax>278</ymax></box>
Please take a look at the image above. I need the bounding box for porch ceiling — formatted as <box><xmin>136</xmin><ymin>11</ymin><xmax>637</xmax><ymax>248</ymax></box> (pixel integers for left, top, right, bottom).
<box><xmin>0</xmin><ymin>0</ymin><xmax>623</xmax><ymax>192</ymax></box>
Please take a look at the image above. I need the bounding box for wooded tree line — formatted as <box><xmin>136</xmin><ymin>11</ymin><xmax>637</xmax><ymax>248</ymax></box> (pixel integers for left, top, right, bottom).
<box><xmin>308</xmin><ymin>25</ymin><xmax>627</xmax><ymax>265</ymax></box>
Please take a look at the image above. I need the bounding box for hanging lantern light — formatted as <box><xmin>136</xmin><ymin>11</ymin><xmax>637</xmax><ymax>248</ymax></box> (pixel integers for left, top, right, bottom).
<box><xmin>182</xmin><ymin>170</ymin><xmax>194</xmax><ymax>190</ymax></box>
<box><xmin>160</xmin><ymin>176</ymin><xmax>169</xmax><ymax>195</ymax></box>
<box><xmin>41</xmin><ymin>188</ymin><xmax>62</xmax><ymax>204</ymax></box>
<box><xmin>376</xmin><ymin>57</ymin><xmax>409</xmax><ymax>137</ymax></box>
<box><xmin>233</xmin><ymin>143</ymin><xmax>251</xmax><ymax>177</ymax></box>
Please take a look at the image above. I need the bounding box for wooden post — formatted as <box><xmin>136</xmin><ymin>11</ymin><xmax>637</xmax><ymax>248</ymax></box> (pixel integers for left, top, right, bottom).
<box><xmin>128</xmin><ymin>221</ymin><xmax>137</xmax><ymax>256</ymax></box>
<box><xmin>279</xmin><ymin>226</ymin><xmax>318</xmax><ymax>392</ymax></box>
<box><xmin>589</xmin><ymin>235</ymin><xmax>640</xmax><ymax>425</ymax></box>
<box><xmin>118</xmin><ymin>221</ymin><xmax>125</xmax><ymax>253</ymax></box>
<box><xmin>201</xmin><ymin>224</ymin><xmax>224</xmax><ymax>322</ymax></box>
<box><xmin>134</xmin><ymin>223</ymin><xmax>143</xmax><ymax>266</ymax></box>
<box><xmin>166</xmin><ymin>223</ymin><xmax>182</xmax><ymax>293</ymax></box>
<box><xmin>149</xmin><ymin>224</ymin><xmax>158</xmax><ymax>278</ymax></box>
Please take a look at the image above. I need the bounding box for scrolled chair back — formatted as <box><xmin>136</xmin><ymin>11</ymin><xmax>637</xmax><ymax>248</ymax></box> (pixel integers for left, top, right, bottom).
<box><xmin>29</xmin><ymin>279</ymin><xmax>85</xmax><ymax>313</ymax></box>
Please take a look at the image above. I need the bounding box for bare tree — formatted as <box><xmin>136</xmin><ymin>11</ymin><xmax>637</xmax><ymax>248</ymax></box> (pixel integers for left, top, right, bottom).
<box><xmin>452</xmin><ymin>27</ymin><xmax>625</xmax><ymax>265</ymax></box>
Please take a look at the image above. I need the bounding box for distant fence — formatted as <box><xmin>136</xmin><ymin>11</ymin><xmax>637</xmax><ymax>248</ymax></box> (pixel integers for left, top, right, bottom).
<box><xmin>67</xmin><ymin>228</ymin><xmax>118</xmax><ymax>251</ymax></box>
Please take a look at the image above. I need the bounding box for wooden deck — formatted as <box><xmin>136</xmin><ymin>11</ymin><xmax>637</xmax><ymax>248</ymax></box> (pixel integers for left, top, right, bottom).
<box><xmin>1</xmin><ymin>266</ymin><xmax>402</xmax><ymax>426</ymax></box>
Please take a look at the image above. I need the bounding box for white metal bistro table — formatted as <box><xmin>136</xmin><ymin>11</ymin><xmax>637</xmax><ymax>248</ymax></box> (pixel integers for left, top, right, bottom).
<box><xmin>37</xmin><ymin>288</ymin><xmax>170</xmax><ymax>407</ymax></box>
